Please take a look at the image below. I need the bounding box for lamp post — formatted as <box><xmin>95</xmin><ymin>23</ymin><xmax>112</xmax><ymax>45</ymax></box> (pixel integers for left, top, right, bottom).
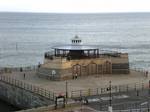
<box><xmin>149</xmin><ymin>80</ymin><xmax>150</xmax><ymax>95</ymax></box>
<box><xmin>108</xmin><ymin>81</ymin><xmax>113</xmax><ymax>112</ymax></box>
<box><xmin>66</xmin><ymin>81</ymin><xmax>68</xmax><ymax>102</ymax></box>
<box><xmin>109</xmin><ymin>81</ymin><xmax>112</xmax><ymax>106</ymax></box>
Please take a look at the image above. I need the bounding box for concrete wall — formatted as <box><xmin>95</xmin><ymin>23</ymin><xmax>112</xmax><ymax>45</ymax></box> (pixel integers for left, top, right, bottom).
<box><xmin>0</xmin><ymin>81</ymin><xmax>54</xmax><ymax>109</ymax></box>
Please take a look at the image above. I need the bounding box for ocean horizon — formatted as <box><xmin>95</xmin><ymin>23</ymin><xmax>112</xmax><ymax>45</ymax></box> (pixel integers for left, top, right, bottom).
<box><xmin>0</xmin><ymin>12</ymin><xmax>150</xmax><ymax>69</ymax></box>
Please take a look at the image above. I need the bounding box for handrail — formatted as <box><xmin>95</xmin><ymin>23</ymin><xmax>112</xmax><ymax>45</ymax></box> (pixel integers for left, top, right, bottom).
<box><xmin>0</xmin><ymin>75</ymin><xmax>56</xmax><ymax>101</ymax></box>
<box><xmin>0</xmin><ymin>65</ymin><xmax>38</xmax><ymax>74</ymax></box>
<box><xmin>70</xmin><ymin>81</ymin><xmax>148</xmax><ymax>98</ymax></box>
<box><xmin>44</xmin><ymin>53</ymin><xmax>124</xmax><ymax>60</ymax></box>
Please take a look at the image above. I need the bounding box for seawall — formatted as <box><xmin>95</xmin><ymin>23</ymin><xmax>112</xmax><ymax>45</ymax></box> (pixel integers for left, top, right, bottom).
<box><xmin>0</xmin><ymin>75</ymin><xmax>54</xmax><ymax>109</ymax></box>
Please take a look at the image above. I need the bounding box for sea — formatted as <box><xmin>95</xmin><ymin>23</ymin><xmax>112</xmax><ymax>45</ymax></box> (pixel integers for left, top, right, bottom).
<box><xmin>0</xmin><ymin>12</ymin><xmax>150</xmax><ymax>111</ymax></box>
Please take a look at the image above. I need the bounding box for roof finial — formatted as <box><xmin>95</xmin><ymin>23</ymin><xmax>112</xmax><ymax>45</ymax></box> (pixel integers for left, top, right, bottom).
<box><xmin>75</xmin><ymin>35</ymin><xmax>79</xmax><ymax>39</ymax></box>
<box><xmin>71</xmin><ymin>35</ymin><xmax>82</xmax><ymax>45</ymax></box>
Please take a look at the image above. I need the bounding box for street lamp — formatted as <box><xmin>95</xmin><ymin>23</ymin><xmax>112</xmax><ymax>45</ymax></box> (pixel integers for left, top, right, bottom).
<box><xmin>66</xmin><ymin>81</ymin><xmax>68</xmax><ymax>100</ymax></box>
<box><xmin>149</xmin><ymin>80</ymin><xmax>150</xmax><ymax>95</ymax></box>
<box><xmin>109</xmin><ymin>81</ymin><xmax>112</xmax><ymax>106</ymax></box>
<box><xmin>108</xmin><ymin>81</ymin><xmax>112</xmax><ymax>112</ymax></box>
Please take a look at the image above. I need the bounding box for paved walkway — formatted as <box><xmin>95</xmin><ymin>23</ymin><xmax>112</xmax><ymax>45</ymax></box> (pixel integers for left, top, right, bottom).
<box><xmin>2</xmin><ymin>70</ymin><xmax>149</xmax><ymax>95</ymax></box>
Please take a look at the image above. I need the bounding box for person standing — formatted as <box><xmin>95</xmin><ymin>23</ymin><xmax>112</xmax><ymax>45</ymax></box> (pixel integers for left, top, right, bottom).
<box><xmin>23</xmin><ymin>73</ymin><xmax>26</xmax><ymax>79</ymax></box>
<box><xmin>146</xmin><ymin>71</ymin><xmax>148</xmax><ymax>78</ymax></box>
<box><xmin>20</xmin><ymin>67</ymin><xmax>23</xmax><ymax>72</ymax></box>
<box><xmin>75</xmin><ymin>73</ymin><xmax>78</xmax><ymax>79</ymax></box>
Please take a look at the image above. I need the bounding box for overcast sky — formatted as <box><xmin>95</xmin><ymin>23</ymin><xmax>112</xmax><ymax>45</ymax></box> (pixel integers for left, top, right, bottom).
<box><xmin>0</xmin><ymin>0</ymin><xmax>150</xmax><ymax>13</ymax></box>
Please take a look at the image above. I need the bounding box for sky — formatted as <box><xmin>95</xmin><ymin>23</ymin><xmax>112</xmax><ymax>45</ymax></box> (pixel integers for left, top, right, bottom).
<box><xmin>0</xmin><ymin>0</ymin><xmax>150</xmax><ymax>13</ymax></box>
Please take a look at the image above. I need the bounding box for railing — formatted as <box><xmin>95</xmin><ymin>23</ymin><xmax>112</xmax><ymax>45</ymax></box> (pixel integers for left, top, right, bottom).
<box><xmin>44</xmin><ymin>50</ymin><xmax>123</xmax><ymax>60</ymax></box>
<box><xmin>0</xmin><ymin>65</ymin><xmax>38</xmax><ymax>74</ymax></box>
<box><xmin>131</xmin><ymin>67</ymin><xmax>149</xmax><ymax>74</ymax></box>
<box><xmin>12</xmin><ymin>66</ymin><xmax>38</xmax><ymax>71</ymax></box>
<box><xmin>70</xmin><ymin>82</ymin><xmax>148</xmax><ymax>98</ymax></box>
<box><xmin>100</xmin><ymin>100</ymin><xmax>150</xmax><ymax>111</ymax></box>
<box><xmin>131</xmin><ymin>67</ymin><xmax>150</xmax><ymax>79</ymax></box>
<box><xmin>0</xmin><ymin>75</ymin><xmax>56</xmax><ymax>101</ymax></box>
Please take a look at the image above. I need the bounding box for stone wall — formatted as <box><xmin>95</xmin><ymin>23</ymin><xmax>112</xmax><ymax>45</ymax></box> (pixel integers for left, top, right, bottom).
<box><xmin>0</xmin><ymin>81</ymin><xmax>54</xmax><ymax>109</ymax></box>
<box><xmin>37</xmin><ymin>53</ymin><xmax>129</xmax><ymax>80</ymax></box>
<box><xmin>112</xmin><ymin>63</ymin><xmax>129</xmax><ymax>74</ymax></box>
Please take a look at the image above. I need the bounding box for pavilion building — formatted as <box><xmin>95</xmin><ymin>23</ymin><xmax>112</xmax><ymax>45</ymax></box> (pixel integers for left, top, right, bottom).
<box><xmin>37</xmin><ymin>36</ymin><xmax>129</xmax><ymax>80</ymax></box>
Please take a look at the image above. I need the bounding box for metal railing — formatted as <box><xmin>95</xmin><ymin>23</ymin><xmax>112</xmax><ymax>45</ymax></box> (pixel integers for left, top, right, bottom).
<box><xmin>70</xmin><ymin>82</ymin><xmax>148</xmax><ymax>98</ymax></box>
<box><xmin>44</xmin><ymin>51</ymin><xmax>123</xmax><ymax>60</ymax></box>
<box><xmin>0</xmin><ymin>75</ymin><xmax>56</xmax><ymax>101</ymax></box>
<box><xmin>0</xmin><ymin>65</ymin><xmax>38</xmax><ymax>74</ymax></box>
<box><xmin>131</xmin><ymin>67</ymin><xmax>149</xmax><ymax>74</ymax></box>
<box><xmin>100</xmin><ymin>100</ymin><xmax>150</xmax><ymax>112</ymax></box>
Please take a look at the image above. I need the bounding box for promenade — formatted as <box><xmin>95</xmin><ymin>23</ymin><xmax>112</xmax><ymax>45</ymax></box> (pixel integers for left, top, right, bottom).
<box><xmin>2</xmin><ymin>69</ymin><xmax>149</xmax><ymax>96</ymax></box>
